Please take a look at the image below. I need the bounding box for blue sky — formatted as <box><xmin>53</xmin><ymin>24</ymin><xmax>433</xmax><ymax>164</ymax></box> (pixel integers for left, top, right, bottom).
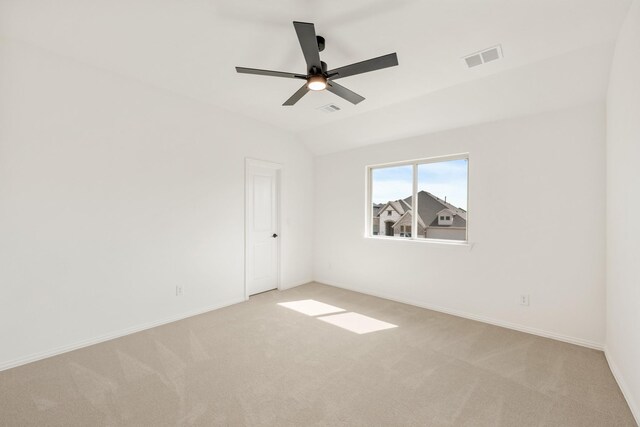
<box><xmin>371</xmin><ymin>159</ymin><xmax>468</xmax><ymax>209</ymax></box>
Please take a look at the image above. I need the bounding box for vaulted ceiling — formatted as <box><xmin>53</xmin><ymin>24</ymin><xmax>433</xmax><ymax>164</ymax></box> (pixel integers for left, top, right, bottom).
<box><xmin>0</xmin><ymin>0</ymin><xmax>632</xmax><ymax>154</ymax></box>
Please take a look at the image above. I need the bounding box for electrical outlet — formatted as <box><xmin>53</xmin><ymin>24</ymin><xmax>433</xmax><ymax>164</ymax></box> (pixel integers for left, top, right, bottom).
<box><xmin>520</xmin><ymin>294</ymin><xmax>530</xmax><ymax>306</ymax></box>
<box><xmin>176</xmin><ymin>285</ymin><xmax>184</xmax><ymax>296</ymax></box>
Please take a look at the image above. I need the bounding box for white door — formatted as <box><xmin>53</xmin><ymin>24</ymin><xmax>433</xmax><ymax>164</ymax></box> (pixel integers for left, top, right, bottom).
<box><xmin>245</xmin><ymin>160</ymin><xmax>280</xmax><ymax>296</ymax></box>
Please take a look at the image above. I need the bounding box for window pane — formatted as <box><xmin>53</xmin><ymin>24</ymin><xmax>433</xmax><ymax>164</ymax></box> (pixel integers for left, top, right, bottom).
<box><xmin>371</xmin><ymin>165</ymin><xmax>413</xmax><ymax>237</ymax></box>
<box><xmin>416</xmin><ymin>159</ymin><xmax>467</xmax><ymax>241</ymax></box>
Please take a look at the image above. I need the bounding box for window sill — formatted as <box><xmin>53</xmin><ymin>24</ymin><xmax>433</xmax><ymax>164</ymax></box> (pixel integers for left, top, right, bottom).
<box><xmin>364</xmin><ymin>235</ymin><xmax>472</xmax><ymax>248</ymax></box>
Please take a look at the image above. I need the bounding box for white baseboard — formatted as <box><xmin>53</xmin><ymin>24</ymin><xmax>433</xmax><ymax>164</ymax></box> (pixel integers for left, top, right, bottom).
<box><xmin>0</xmin><ymin>297</ymin><xmax>245</xmax><ymax>372</ymax></box>
<box><xmin>604</xmin><ymin>347</ymin><xmax>640</xmax><ymax>425</ymax></box>
<box><xmin>280</xmin><ymin>279</ymin><xmax>313</xmax><ymax>291</ymax></box>
<box><xmin>316</xmin><ymin>280</ymin><xmax>604</xmax><ymax>350</ymax></box>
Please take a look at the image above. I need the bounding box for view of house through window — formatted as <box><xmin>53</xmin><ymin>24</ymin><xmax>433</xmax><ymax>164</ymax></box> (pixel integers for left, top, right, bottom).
<box><xmin>370</xmin><ymin>157</ymin><xmax>468</xmax><ymax>242</ymax></box>
<box><xmin>371</xmin><ymin>165</ymin><xmax>412</xmax><ymax>237</ymax></box>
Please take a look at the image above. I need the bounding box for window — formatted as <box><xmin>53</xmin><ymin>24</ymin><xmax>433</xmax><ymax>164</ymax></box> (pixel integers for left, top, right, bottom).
<box><xmin>368</xmin><ymin>155</ymin><xmax>468</xmax><ymax>242</ymax></box>
<box><xmin>369</xmin><ymin>165</ymin><xmax>412</xmax><ymax>238</ymax></box>
<box><xmin>400</xmin><ymin>225</ymin><xmax>412</xmax><ymax>237</ymax></box>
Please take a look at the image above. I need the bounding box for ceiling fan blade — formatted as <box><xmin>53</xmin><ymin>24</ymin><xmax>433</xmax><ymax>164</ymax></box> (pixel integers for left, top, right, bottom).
<box><xmin>326</xmin><ymin>81</ymin><xmax>365</xmax><ymax>105</ymax></box>
<box><xmin>236</xmin><ymin>67</ymin><xmax>307</xmax><ymax>79</ymax></box>
<box><xmin>293</xmin><ymin>21</ymin><xmax>322</xmax><ymax>73</ymax></box>
<box><xmin>327</xmin><ymin>53</ymin><xmax>398</xmax><ymax>80</ymax></box>
<box><xmin>283</xmin><ymin>84</ymin><xmax>310</xmax><ymax>106</ymax></box>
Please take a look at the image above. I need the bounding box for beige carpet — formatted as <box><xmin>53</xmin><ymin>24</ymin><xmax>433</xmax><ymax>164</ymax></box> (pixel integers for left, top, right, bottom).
<box><xmin>0</xmin><ymin>283</ymin><xmax>636</xmax><ymax>426</ymax></box>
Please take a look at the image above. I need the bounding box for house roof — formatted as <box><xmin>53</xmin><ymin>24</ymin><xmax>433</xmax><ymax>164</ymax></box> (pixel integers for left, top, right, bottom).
<box><xmin>375</xmin><ymin>190</ymin><xmax>466</xmax><ymax>229</ymax></box>
<box><xmin>428</xmin><ymin>215</ymin><xmax>467</xmax><ymax>228</ymax></box>
<box><xmin>398</xmin><ymin>199</ymin><xmax>412</xmax><ymax>212</ymax></box>
<box><xmin>402</xmin><ymin>191</ymin><xmax>467</xmax><ymax>229</ymax></box>
<box><xmin>377</xmin><ymin>200</ymin><xmax>408</xmax><ymax>217</ymax></box>
<box><xmin>392</xmin><ymin>210</ymin><xmax>426</xmax><ymax>229</ymax></box>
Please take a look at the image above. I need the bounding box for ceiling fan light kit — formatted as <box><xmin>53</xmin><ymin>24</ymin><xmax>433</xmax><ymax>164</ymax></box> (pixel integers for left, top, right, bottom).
<box><xmin>235</xmin><ymin>21</ymin><xmax>399</xmax><ymax>106</ymax></box>
<box><xmin>307</xmin><ymin>75</ymin><xmax>327</xmax><ymax>91</ymax></box>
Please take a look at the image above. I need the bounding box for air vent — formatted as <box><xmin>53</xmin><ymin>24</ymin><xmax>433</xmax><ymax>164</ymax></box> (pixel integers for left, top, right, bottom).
<box><xmin>463</xmin><ymin>45</ymin><xmax>503</xmax><ymax>68</ymax></box>
<box><xmin>317</xmin><ymin>104</ymin><xmax>341</xmax><ymax>113</ymax></box>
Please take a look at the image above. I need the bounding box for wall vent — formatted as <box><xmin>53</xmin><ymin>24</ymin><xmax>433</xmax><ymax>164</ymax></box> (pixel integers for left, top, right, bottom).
<box><xmin>463</xmin><ymin>45</ymin><xmax>503</xmax><ymax>68</ymax></box>
<box><xmin>317</xmin><ymin>104</ymin><xmax>341</xmax><ymax>113</ymax></box>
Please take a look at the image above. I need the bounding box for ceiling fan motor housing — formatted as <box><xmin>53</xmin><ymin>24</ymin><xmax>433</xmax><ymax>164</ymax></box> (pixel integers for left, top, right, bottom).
<box><xmin>310</xmin><ymin>61</ymin><xmax>327</xmax><ymax>77</ymax></box>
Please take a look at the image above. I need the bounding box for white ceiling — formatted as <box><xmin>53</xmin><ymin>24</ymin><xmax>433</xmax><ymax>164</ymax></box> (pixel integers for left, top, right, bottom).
<box><xmin>0</xmin><ymin>0</ymin><xmax>632</xmax><ymax>154</ymax></box>
<box><xmin>300</xmin><ymin>41</ymin><xmax>616</xmax><ymax>155</ymax></box>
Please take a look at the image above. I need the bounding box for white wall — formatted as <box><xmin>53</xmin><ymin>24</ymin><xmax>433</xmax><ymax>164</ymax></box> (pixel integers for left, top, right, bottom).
<box><xmin>314</xmin><ymin>103</ymin><xmax>606</xmax><ymax>348</ymax></box>
<box><xmin>606</xmin><ymin>0</ymin><xmax>640</xmax><ymax>421</ymax></box>
<box><xmin>0</xmin><ymin>40</ymin><xmax>314</xmax><ymax>369</ymax></box>
<box><xmin>298</xmin><ymin>42</ymin><xmax>615</xmax><ymax>156</ymax></box>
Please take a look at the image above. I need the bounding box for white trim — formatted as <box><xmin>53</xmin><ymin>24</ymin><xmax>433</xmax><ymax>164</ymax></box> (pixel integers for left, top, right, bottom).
<box><xmin>365</xmin><ymin>166</ymin><xmax>373</xmax><ymax>237</ymax></box>
<box><xmin>244</xmin><ymin>158</ymin><xmax>283</xmax><ymax>300</ymax></box>
<box><xmin>367</xmin><ymin>152</ymin><xmax>470</xmax><ymax>169</ymax></box>
<box><xmin>604</xmin><ymin>347</ymin><xmax>640</xmax><ymax>425</ymax></box>
<box><xmin>245</xmin><ymin>158</ymin><xmax>283</xmax><ymax>169</ymax></box>
<box><xmin>316</xmin><ymin>280</ymin><xmax>604</xmax><ymax>350</ymax></box>
<box><xmin>465</xmin><ymin>154</ymin><xmax>471</xmax><ymax>242</ymax></box>
<box><xmin>412</xmin><ymin>162</ymin><xmax>418</xmax><ymax>236</ymax></box>
<box><xmin>0</xmin><ymin>297</ymin><xmax>245</xmax><ymax>372</ymax></box>
<box><xmin>279</xmin><ymin>279</ymin><xmax>313</xmax><ymax>291</ymax></box>
<box><xmin>365</xmin><ymin>235</ymin><xmax>472</xmax><ymax>248</ymax></box>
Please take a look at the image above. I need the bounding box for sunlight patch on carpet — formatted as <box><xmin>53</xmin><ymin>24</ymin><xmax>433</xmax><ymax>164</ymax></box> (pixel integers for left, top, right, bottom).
<box><xmin>277</xmin><ymin>299</ymin><xmax>346</xmax><ymax>316</ymax></box>
<box><xmin>317</xmin><ymin>312</ymin><xmax>398</xmax><ymax>334</ymax></box>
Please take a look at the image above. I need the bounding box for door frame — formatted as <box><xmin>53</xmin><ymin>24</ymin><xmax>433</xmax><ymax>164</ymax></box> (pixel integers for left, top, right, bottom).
<box><xmin>244</xmin><ymin>158</ymin><xmax>282</xmax><ymax>300</ymax></box>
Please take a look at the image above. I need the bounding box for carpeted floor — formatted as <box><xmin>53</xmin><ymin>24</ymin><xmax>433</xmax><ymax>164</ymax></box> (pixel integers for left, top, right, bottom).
<box><xmin>0</xmin><ymin>282</ymin><xmax>636</xmax><ymax>426</ymax></box>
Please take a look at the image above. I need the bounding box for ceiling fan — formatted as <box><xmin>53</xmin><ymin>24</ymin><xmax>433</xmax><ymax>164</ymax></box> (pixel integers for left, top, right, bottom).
<box><xmin>235</xmin><ymin>21</ymin><xmax>399</xmax><ymax>106</ymax></box>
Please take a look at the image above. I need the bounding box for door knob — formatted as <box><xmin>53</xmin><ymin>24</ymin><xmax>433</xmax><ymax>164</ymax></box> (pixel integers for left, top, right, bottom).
<box><xmin>272</xmin><ymin>233</ymin><xmax>278</xmax><ymax>238</ymax></box>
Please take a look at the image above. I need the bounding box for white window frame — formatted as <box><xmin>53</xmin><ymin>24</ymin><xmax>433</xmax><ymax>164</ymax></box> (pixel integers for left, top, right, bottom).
<box><xmin>365</xmin><ymin>153</ymin><xmax>469</xmax><ymax>244</ymax></box>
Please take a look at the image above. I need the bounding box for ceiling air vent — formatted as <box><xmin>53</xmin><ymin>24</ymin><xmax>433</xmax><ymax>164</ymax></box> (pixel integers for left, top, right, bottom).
<box><xmin>463</xmin><ymin>45</ymin><xmax>503</xmax><ymax>68</ymax></box>
<box><xmin>317</xmin><ymin>104</ymin><xmax>341</xmax><ymax>113</ymax></box>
